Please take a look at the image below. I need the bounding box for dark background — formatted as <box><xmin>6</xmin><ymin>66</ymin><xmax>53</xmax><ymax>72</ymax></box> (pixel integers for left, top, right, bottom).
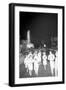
<box><xmin>20</xmin><ymin>12</ymin><xmax>58</xmax><ymax>47</ymax></box>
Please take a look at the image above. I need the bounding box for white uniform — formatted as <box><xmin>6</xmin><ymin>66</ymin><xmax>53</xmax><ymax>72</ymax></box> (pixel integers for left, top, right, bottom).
<box><xmin>37</xmin><ymin>51</ymin><xmax>41</xmax><ymax>64</ymax></box>
<box><xmin>24</xmin><ymin>54</ymin><xmax>29</xmax><ymax>72</ymax></box>
<box><xmin>42</xmin><ymin>52</ymin><xmax>47</xmax><ymax>70</ymax></box>
<box><xmin>24</xmin><ymin>52</ymin><xmax>33</xmax><ymax>76</ymax></box>
<box><xmin>28</xmin><ymin>55</ymin><xmax>33</xmax><ymax>76</ymax></box>
<box><xmin>48</xmin><ymin>52</ymin><xmax>55</xmax><ymax>76</ymax></box>
<box><xmin>34</xmin><ymin>52</ymin><xmax>39</xmax><ymax>76</ymax></box>
<box><xmin>55</xmin><ymin>51</ymin><xmax>58</xmax><ymax>76</ymax></box>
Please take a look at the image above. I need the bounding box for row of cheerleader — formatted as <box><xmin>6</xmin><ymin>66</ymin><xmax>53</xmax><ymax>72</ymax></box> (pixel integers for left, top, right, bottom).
<box><xmin>23</xmin><ymin>50</ymin><xmax>58</xmax><ymax>77</ymax></box>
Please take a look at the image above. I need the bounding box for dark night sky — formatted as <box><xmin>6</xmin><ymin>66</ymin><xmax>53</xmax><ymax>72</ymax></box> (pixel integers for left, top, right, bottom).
<box><xmin>20</xmin><ymin>12</ymin><xmax>57</xmax><ymax>46</ymax></box>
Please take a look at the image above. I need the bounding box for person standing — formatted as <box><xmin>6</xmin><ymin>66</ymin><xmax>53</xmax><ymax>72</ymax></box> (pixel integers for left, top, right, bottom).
<box><xmin>48</xmin><ymin>51</ymin><xmax>55</xmax><ymax>76</ymax></box>
<box><xmin>27</xmin><ymin>52</ymin><xmax>33</xmax><ymax>76</ymax></box>
<box><xmin>37</xmin><ymin>50</ymin><xmax>41</xmax><ymax>65</ymax></box>
<box><xmin>55</xmin><ymin>50</ymin><xmax>58</xmax><ymax>76</ymax></box>
<box><xmin>24</xmin><ymin>54</ymin><xmax>29</xmax><ymax>72</ymax></box>
<box><xmin>42</xmin><ymin>52</ymin><xmax>47</xmax><ymax>70</ymax></box>
<box><xmin>33</xmin><ymin>51</ymin><xmax>39</xmax><ymax>76</ymax></box>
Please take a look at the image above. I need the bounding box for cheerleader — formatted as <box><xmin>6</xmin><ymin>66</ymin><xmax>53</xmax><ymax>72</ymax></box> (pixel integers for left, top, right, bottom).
<box><xmin>33</xmin><ymin>51</ymin><xmax>39</xmax><ymax>76</ymax></box>
<box><xmin>24</xmin><ymin>54</ymin><xmax>29</xmax><ymax>72</ymax></box>
<box><xmin>42</xmin><ymin>52</ymin><xmax>47</xmax><ymax>70</ymax></box>
<box><xmin>27</xmin><ymin>52</ymin><xmax>33</xmax><ymax>76</ymax></box>
<box><xmin>55</xmin><ymin>51</ymin><xmax>58</xmax><ymax>76</ymax></box>
<box><xmin>37</xmin><ymin>50</ymin><xmax>41</xmax><ymax>65</ymax></box>
<box><xmin>48</xmin><ymin>51</ymin><xmax>55</xmax><ymax>76</ymax></box>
